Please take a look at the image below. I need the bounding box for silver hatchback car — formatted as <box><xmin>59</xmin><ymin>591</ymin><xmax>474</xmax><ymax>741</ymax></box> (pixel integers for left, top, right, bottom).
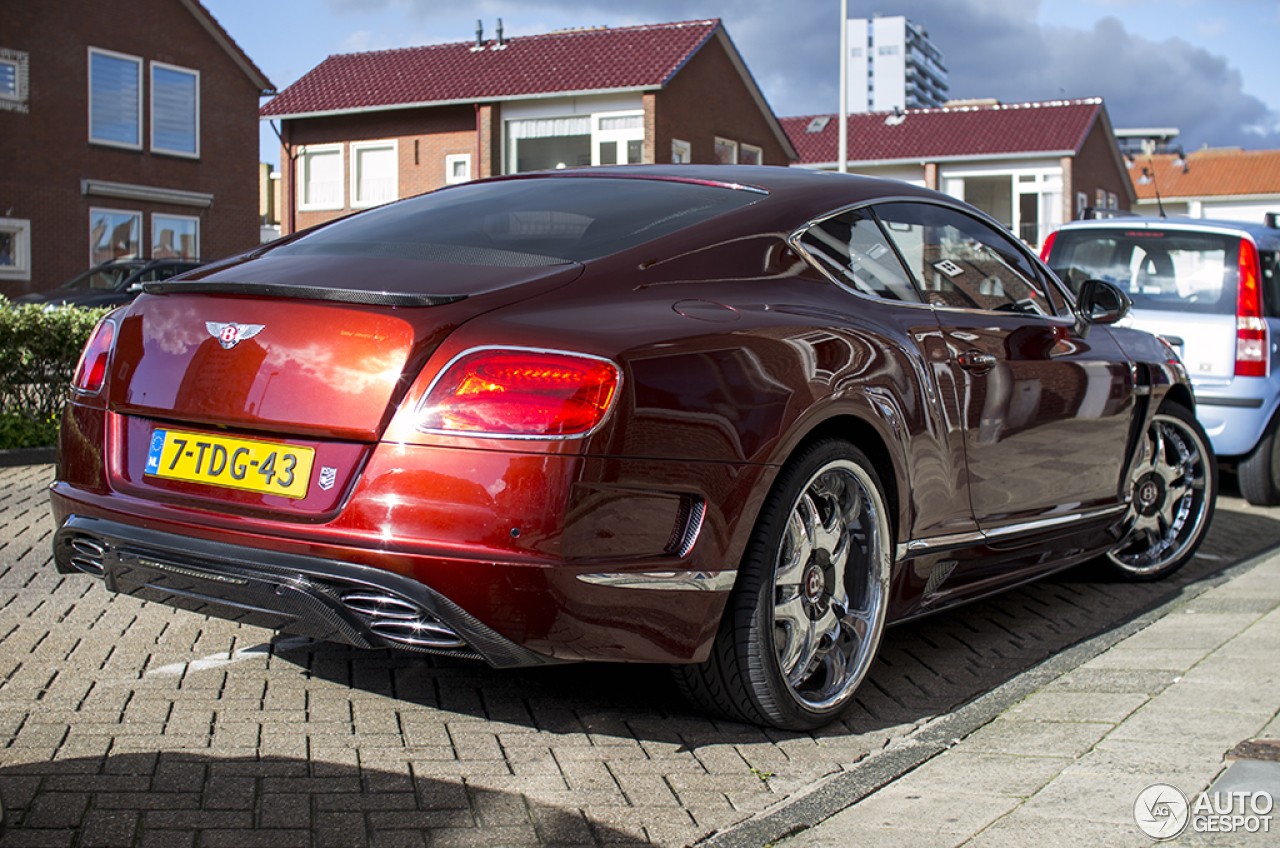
<box><xmin>1043</xmin><ymin>215</ymin><xmax>1280</xmax><ymax>505</ymax></box>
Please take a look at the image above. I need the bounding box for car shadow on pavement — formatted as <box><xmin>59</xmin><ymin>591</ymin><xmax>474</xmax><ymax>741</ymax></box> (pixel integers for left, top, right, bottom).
<box><xmin>260</xmin><ymin>492</ymin><xmax>1280</xmax><ymax>750</ymax></box>
<box><xmin>0</xmin><ymin>751</ymin><xmax>651</xmax><ymax>847</ymax></box>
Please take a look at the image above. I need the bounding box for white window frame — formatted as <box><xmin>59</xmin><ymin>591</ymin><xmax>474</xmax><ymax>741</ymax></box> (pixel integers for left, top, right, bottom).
<box><xmin>592</xmin><ymin>110</ymin><xmax>644</xmax><ymax>166</ymax></box>
<box><xmin>445</xmin><ymin>153</ymin><xmax>472</xmax><ymax>184</ymax></box>
<box><xmin>298</xmin><ymin>144</ymin><xmax>345</xmax><ymax>211</ymax></box>
<box><xmin>0</xmin><ymin>48</ymin><xmax>30</xmax><ymax>113</ymax></box>
<box><xmin>151</xmin><ymin>213</ymin><xmax>200</xmax><ymax>259</ymax></box>
<box><xmin>671</xmin><ymin>139</ymin><xmax>691</xmax><ymax>164</ymax></box>
<box><xmin>88</xmin><ymin>47</ymin><xmax>142</xmax><ymax>150</ymax></box>
<box><xmin>350</xmin><ymin>140</ymin><xmax>398</xmax><ymax>208</ymax></box>
<box><xmin>714</xmin><ymin>137</ymin><xmax>738</xmax><ymax>165</ymax></box>
<box><xmin>0</xmin><ymin>217</ymin><xmax>32</xmax><ymax>282</ymax></box>
<box><xmin>89</xmin><ymin>207</ymin><xmax>142</xmax><ymax>265</ymax></box>
<box><xmin>150</xmin><ymin>60</ymin><xmax>200</xmax><ymax>158</ymax></box>
<box><xmin>739</xmin><ymin>143</ymin><xmax>764</xmax><ymax>166</ymax></box>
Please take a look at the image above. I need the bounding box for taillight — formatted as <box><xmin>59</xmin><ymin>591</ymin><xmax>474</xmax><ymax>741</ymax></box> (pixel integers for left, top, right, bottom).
<box><xmin>72</xmin><ymin>318</ymin><xmax>117</xmax><ymax>395</ymax></box>
<box><xmin>1039</xmin><ymin>230</ymin><xmax>1058</xmax><ymax>263</ymax></box>
<box><xmin>417</xmin><ymin>347</ymin><xmax>621</xmax><ymax>438</ymax></box>
<box><xmin>1236</xmin><ymin>239</ymin><xmax>1269</xmax><ymax>378</ymax></box>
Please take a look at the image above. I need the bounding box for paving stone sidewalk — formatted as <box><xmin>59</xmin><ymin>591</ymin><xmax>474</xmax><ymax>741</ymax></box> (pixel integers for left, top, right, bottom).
<box><xmin>2</xmin><ymin>462</ymin><xmax>1279</xmax><ymax>847</ymax></box>
<box><xmin>766</xmin><ymin>551</ymin><xmax>1280</xmax><ymax>848</ymax></box>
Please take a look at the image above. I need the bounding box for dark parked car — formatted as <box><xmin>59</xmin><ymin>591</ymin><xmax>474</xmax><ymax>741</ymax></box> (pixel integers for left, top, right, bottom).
<box><xmin>52</xmin><ymin>166</ymin><xmax>1216</xmax><ymax>729</ymax></box>
<box><xmin>15</xmin><ymin>258</ymin><xmax>203</xmax><ymax>308</ymax></box>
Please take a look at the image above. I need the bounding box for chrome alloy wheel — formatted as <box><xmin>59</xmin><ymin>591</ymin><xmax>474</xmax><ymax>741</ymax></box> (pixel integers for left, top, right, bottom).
<box><xmin>771</xmin><ymin>458</ymin><xmax>891</xmax><ymax>711</ymax></box>
<box><xmin>1108</xmin><ymin>408</ymin><xmax>1215</xmax><ymax>579</ymax></box>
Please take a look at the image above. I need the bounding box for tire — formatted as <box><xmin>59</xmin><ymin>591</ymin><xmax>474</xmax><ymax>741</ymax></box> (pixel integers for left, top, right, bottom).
<box><xmin>1238</xmin><ymin>414</ymin><xmax>1280</xmax><ymax>506</ymax></box>
<box><xmin>1105</xmin><ymin>402</ymin><xmax>1216</xmax><ymax>581</ymax></box>
<box><xmin>673</xmin><ymin>440</ymin><xmax>892</xmax><ymax>730</ymax></box>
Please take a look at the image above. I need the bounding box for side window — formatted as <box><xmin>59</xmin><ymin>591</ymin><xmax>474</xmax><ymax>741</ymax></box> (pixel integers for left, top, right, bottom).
<box><xmin>873</xmin><ymin>202</ymin><xmax>1054</xmax><ymax>315</ymax></box>
<box><xmin>798</xmin><ymin>208</ymin><xmax>922</xmax><ymax>303</ymax></box>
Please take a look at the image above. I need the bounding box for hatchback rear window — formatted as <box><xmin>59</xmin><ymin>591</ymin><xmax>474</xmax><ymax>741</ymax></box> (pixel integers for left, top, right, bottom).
<box><xmin>1047</xmin><ymin>229</ymin><xmax>1240</xmax><ymax>314</ymax></box>
<box><xmin>274</xmin><ymin>177</ymin><xmax>763</xmax><ymax>267</ymax></box>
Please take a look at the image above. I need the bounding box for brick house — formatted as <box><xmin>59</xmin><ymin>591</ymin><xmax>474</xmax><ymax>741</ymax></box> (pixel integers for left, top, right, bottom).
<box><xmin>260</xmin><ymin>19</ymin><xmax>797</xmax><ymax>236</ymax></box>
<box><xmin>782</xmin><ymin>98</ymin><xmax>1133</xmax><ymax>249</ymax></box>
<box><xmin>0</xmin><ymin>0</ymin><xmax>273</xmax><ymax>295</ymax></box>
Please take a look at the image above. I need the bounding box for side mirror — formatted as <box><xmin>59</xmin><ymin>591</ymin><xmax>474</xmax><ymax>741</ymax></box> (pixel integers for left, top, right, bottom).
<box><xmin>1076</xmin><ymin>279</ymin><xmax>1131</xmax><ymax>326</ymax></box>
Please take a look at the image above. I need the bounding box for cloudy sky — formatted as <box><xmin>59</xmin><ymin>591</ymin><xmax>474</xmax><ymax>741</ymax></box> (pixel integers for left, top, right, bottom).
<box><xmin>201</xmin><ymin>0</ymin><xmax>1280</xmax><ymax>166</ymax></box>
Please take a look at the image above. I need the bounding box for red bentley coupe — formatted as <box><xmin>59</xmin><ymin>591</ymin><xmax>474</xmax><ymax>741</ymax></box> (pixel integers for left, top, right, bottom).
<box><xmin>51</xmin><ymin>166</ymin><xmax>1215</xmax><ymax>729</ymax></box>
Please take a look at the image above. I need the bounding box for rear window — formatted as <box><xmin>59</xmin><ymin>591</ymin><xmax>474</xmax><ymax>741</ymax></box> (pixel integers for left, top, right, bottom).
<box><xmin>1047</xmin><ymin>228</ymin><xmax>1240</xmax><ymax>314</ymax></box>
<box><xmin>274</xmin><ymin>177</ymin><xmax>762</xmax><ymax>267</ymax></box>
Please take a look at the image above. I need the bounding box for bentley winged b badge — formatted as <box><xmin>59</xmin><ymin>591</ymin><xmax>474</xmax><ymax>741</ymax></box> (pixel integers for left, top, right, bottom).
<box><xmin>206</xmin><ymin>322</ymin><xmax>265</xmax><ymax>350</ymax></box>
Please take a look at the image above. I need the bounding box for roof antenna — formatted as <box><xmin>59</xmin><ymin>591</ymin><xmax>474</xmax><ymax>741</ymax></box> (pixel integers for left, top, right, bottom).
<box><xmin>1138</xmin><ymin>160</ymin><xmax>1167</xmax><ymax>218</ymax></box>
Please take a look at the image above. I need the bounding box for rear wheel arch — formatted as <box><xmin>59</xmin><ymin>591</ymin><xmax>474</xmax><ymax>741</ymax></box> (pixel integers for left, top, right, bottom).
<box><xmin>673</xmin><ymin>436</ymin><xmax>894</xmax><ymax>729</ymax></box>
<box><xmin>784</xmin><ymin>414</ymin><xmax>901</xmax><ymax>546</ymax></box>
<box><xmin>1160</xmin><ymin>382</ymin><xmax>1195</xmax><ymax>415</ymax></box>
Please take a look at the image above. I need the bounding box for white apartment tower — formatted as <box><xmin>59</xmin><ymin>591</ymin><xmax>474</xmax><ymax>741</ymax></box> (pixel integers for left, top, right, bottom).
<box><xmin>846</xmin><ymin>15</ymin><xmax>948</xmax><ymax>112</ymax></box>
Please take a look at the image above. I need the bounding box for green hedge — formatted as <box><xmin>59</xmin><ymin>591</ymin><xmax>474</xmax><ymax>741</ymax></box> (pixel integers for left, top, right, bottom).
<box><xmin>0</xmin><ymin>298</ymin><xmax>111</xmax><ymax>449</ymax></box>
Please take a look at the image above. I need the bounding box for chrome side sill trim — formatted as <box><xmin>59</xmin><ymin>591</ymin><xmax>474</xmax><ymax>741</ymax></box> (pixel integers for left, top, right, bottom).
<box><xmin>895</xmin><ymin>504</ymin><xmax>1127</xmax><ymax>561</ymax></box>
<box><xmin>576</xmin><ymin>570</ymin><xmax>737</xmax><ymax>592</ymax></box>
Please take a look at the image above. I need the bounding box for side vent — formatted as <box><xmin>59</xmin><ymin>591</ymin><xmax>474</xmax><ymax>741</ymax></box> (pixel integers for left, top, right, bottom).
<box><xmin>667</xmin><ymin>497</ymin><xmax>706</xmax><ymax>558</ymax></box>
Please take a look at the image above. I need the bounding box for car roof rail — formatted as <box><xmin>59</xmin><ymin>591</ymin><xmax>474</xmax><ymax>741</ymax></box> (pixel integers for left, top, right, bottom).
<box><xmin>1083</xmin><ymin>206</ymin><xmax>1141</xmax><ymax>220</ymax></box>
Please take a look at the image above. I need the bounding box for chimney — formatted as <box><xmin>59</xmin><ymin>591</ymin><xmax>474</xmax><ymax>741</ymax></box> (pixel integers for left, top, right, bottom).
<box><xmin>471</xmin><ymin>20</ymin><xmax>484</xmax><ymax>52</ymax></box>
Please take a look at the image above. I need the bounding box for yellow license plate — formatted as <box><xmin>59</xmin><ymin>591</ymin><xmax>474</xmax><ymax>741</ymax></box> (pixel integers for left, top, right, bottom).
<box><xmin>144</xmin><ymin>429</ymin><xmax>315</xmax><ymax>499</ymax></box>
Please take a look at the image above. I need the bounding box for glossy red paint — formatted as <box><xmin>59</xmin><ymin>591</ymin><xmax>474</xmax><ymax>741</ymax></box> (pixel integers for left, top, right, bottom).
<box><xmin>49</xmin><ymin>166</ymin><xmax>1214</xmax><ymax>727</ymax></box>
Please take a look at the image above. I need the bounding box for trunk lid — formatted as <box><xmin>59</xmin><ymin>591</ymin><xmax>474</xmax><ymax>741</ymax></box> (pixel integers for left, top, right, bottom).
<box><xmin>110</xmin><ymin>254</ymin><xmax>583</xmax><ymax>441</ymax></box>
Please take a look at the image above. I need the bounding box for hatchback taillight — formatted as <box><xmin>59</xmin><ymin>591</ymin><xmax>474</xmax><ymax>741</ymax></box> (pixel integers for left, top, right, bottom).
<box><xmin>416</xmin><ymin>347</ymin><xmax>621</xmax><ymax>438</ymax></box>
<box><xmin>1039</xmin><ymin>230</ymin><xmax>1058</xmax><ymax>263</ymax></box>
<box><xmin>72</xmin><ymin>318</ymin><xmax>117</xmax><ymax>395</ymax></box>
<box><xmin>1236</xmin><ymin>239</ymin><xmax>1269</xmax><ymax>378</ymax></box>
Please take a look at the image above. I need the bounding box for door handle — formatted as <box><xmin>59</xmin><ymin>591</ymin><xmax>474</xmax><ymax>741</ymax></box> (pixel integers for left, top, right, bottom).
<box><xmin>958</xmin><ymin>350</ymin><xmax>997</xmax><ymax>373</ymax></box>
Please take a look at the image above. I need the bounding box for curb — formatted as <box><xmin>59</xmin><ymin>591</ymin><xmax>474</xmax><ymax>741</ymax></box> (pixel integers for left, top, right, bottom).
<box><xmin>697</xmin><ymin>547</ymin><xmax>1279</xmax><ymax>848</ymax></box>
<box><xmin>0</xmin><ymin>446</ymin><xmax>55</xmax><ymax>467</ymax></box>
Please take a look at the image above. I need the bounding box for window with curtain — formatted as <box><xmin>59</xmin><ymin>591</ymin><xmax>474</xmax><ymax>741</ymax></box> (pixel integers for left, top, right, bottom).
<box><xmin>89</xmin><ymin>48</ymin><xmax>141</xmax><ymax>148</ymax></box>
<box><xmin>300</xmin><ymin>146</ymin><xmax>344</xmax><ymax>210</ymax></box>
<box><xmin>506</xmin><ymin>116</ymin><xmax>591</xmax><ymax>173</ymax></box>
<box><xmin>152</xmin><ymin>62</ymin><xmax>199</xmax><ymax>156</ymax></box>
<box><xmin>352</xmin><ymin>141</ymin><xmax>397</xmax><ymax>206</ymax></box>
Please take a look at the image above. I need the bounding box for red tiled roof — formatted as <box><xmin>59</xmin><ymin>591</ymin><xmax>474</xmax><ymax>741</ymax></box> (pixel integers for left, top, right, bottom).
<box><xmin>261</xmin><ymin>20</ymin><xmax>720</xmax><ymax>118</ymax></box>
<box><xmin>1129</xmin><ymin>149</ymin><xmax>1280</xmax><ymax>200</ymax></box>
<box><xmin>782</xmin><ymin>99</ymin><xmax>1106</xmax><ymax>165</ymax></box>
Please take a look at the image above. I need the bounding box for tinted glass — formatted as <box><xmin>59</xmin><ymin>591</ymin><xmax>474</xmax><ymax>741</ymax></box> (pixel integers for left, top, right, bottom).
<box><xmin>873</xmin><ymin>202</ymin><xmax>1054</xmax><ymax>315</ymax></box>
<box><xmin>1047</xmin><ymin>229</ymin><xmax>1240</xmax><ymax>315</ymax></box>
<box><xmin>61</xmin><ymin>266</ymin><xmax>133</xmax><ymax>291</ymax></box>
<box><xmin>799</xmin><ymin>209</ymin><xmax>921</xmax><ymax>303</ymax></box>
<box><xmin>276</xmin><ymin>178</ymin><xmax>762</xmax><ymax>267</ymax></box>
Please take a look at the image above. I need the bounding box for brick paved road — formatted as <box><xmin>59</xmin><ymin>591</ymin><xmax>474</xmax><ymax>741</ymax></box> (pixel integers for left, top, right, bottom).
<box><xmin>2</xmin><ymin>463</ymin><xmax>1278</xmax><ymax>847</ymax></box>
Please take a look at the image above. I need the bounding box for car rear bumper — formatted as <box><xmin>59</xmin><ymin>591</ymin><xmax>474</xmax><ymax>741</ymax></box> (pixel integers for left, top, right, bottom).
<box><xmin>54</xmin><ymin>514</ymin><xmax>561</xmax><ymax>667</ymax></box>
<box><xmin>1193</xmin><ymin>383</ymin><xmax>1277</xmax><ymax>456</ymax></box>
